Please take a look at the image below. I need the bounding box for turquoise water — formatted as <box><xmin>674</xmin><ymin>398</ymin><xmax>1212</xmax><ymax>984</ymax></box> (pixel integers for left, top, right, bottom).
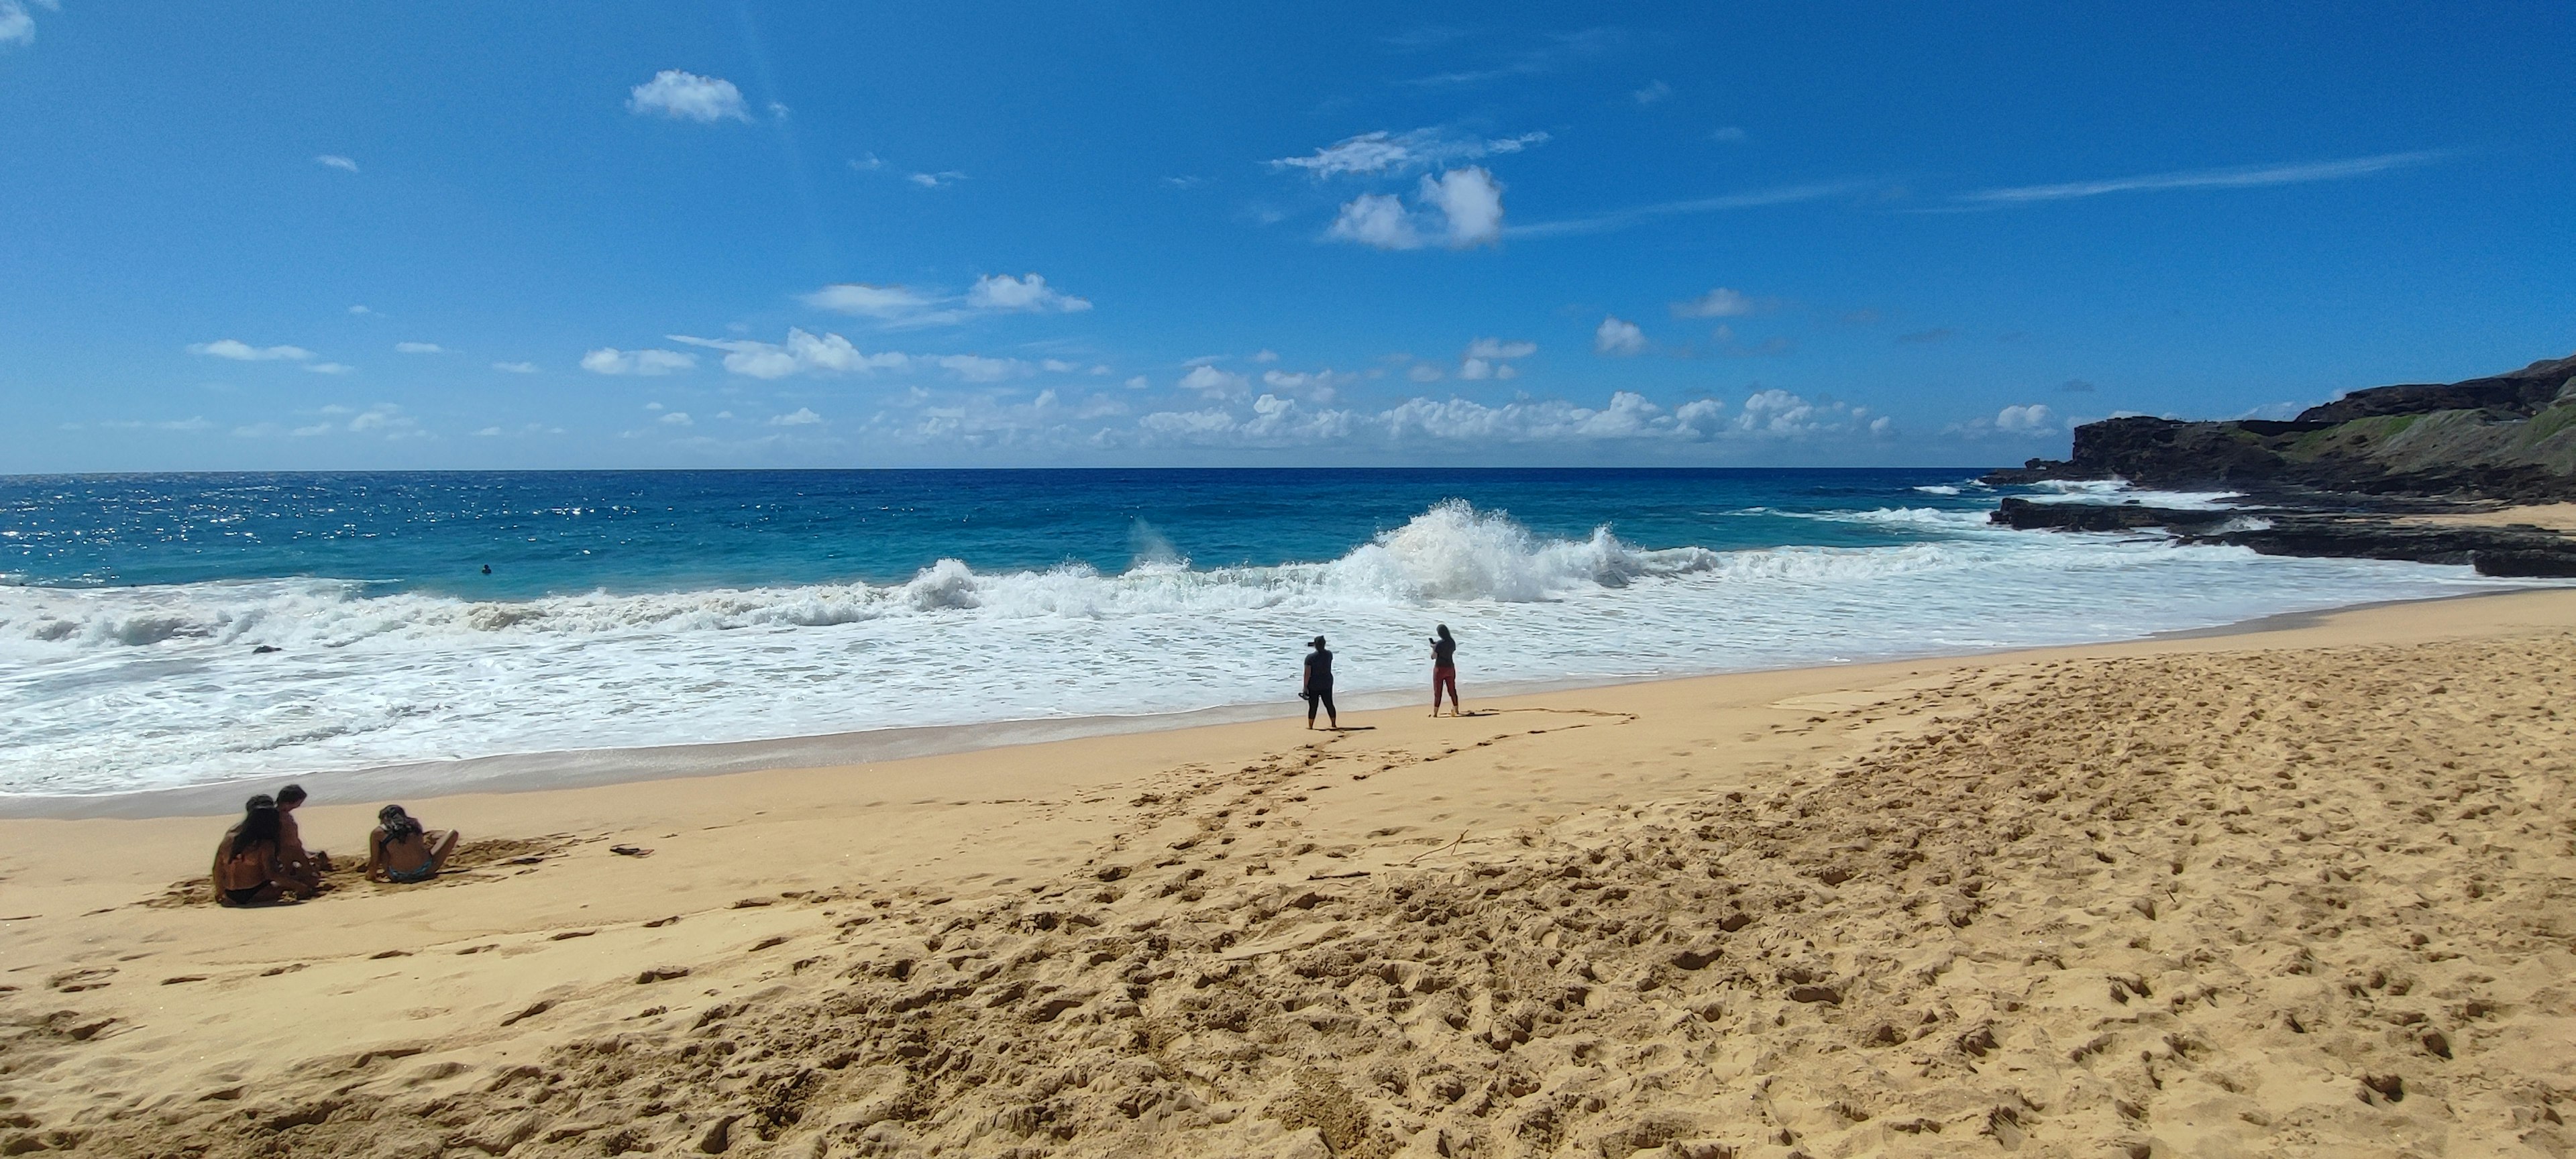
<box><xmin>0</xmin><ymin>468</ymin><xmax>2529</xmax><ymax>796</ymax></box>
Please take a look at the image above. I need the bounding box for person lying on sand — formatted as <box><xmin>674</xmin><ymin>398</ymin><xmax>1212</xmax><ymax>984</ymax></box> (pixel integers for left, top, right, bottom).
<box><xmin>272</xmin><ymin>783</ymin><xmax>331</xmax><ymax>893</ymax></box>
<box><xmin>211</xmin><ymin>795</ymin><xmax>300</xmax><ymax>906</ymax></box>
<box><xmin>366</xmin><ymin>805</ymin><xmax>460</xmax><ymax>883</ymax></box>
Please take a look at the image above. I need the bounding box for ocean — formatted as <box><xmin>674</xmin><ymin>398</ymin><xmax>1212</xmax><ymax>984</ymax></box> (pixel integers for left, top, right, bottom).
<box><xmin>0</xmin><ymin>468</ymin><xmax>2536</xmax><ymax>800</ymax></box>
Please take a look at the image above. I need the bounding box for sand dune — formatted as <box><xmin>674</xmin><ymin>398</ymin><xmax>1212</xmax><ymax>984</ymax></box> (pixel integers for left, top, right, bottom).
<box><xmin>4</xmin><ymin>592</ymin><xmax>2575</xmax><ymax>1158</ymax></box>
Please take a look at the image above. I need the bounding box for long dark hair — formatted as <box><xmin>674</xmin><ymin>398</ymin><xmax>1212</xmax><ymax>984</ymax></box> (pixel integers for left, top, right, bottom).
<box><xmin>378</xmin><ymin>804</ymin><xmax>423</xmax><ymax>842</ymax></box>
<box><xmin>231</xmin><ymin>795</ymin><xmax>281</xmax><ymax>858</ymax></box>
<box><xmin>1436</xmin><ymin>624</ymin><xmax>1453</xmax><ymax>643</ymax></box>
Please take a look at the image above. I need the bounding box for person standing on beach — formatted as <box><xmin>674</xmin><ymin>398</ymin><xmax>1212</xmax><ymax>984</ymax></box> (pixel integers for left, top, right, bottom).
<box><xmin>1301</xmin><ymin>636</ymin><xmax>1338</xmax><ymax>730</ymax></box>
<box><xmin>1430</xmin><ymin>624</ymin><xmax>1461</xmax><ymax>716</ymax></box>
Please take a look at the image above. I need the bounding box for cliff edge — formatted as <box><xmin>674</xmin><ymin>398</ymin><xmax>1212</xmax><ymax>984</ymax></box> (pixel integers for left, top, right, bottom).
<box><xmin>1986</xmin><ymin>353</ymin><xmax>2576</xmax><ymax>501</ymax></box>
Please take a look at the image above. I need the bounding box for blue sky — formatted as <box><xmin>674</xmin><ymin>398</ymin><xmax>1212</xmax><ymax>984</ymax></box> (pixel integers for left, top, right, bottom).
<box><xmin>2</xmin><ymin>2</ymin><xmax>2570</xmax><ymax>470</ymax></box>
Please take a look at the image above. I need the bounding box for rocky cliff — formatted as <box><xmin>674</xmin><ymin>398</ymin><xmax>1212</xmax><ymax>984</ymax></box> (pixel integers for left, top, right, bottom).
<box><xmin>1986</xmin><ymin>353</ymin><xmax>2576</xmax><ymax>500</ymax></box>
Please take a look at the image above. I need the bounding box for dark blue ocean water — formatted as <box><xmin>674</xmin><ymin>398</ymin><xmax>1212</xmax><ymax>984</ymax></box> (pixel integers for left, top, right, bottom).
<box><xmin>1</xmin><ymin>468</ymin><xmax>1988</xmax><ymax>597</ymax></box>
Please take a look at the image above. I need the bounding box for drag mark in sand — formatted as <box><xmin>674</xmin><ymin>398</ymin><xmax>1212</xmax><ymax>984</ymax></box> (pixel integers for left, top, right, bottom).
<box><xmin>6</xmin><ymin>638</ymin><xmax>2576</xmax><ymax>1156</ymax></box>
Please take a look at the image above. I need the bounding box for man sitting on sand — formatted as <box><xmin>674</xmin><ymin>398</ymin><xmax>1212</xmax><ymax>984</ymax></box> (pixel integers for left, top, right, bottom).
<box><xmin>366</xmin><ymin>804</ymin><xmax>461</xmax><ymax>884</ymax></box>
<box><xmin>211</xmin><ymin>795</ymin><xmax>300</xmax><ymax>906</ymax></box>
<box><xmin>273</xmin><ymin>783</ymin><xmax>331</xmax><ymax>894</ymax></box>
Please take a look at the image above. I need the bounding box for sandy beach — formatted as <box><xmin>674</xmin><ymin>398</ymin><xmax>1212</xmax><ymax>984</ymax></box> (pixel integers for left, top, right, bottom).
<box><xmin>5</xmin><ymin>589</ymin><xmax>2574</xmax><ymax>1158</ymax></box>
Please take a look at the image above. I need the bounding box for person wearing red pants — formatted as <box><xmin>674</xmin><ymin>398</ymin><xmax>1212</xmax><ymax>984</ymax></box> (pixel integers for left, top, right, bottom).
<box><xmin>1429</xmin><ymin>623</ymin><xmax>1460</xmax><ymax>716</ymax></box>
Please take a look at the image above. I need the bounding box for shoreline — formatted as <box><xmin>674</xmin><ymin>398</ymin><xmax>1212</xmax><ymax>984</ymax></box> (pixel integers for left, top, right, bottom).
<box><xmin>7</xmin><ymin>582</ymin><xmax>2555</xmax><ymax>821</ymax></box>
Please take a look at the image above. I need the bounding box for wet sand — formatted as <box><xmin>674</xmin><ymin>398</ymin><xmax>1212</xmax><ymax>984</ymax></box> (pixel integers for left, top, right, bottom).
<box><xmin>3</xmin><ymin>589</ymin><xmax>2573</xmax><ymax>1158</ymax></box>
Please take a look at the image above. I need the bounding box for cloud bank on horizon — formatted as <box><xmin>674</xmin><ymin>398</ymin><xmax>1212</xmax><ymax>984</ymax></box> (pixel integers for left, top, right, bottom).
<box><xmin>2</xmin><ymin>4</ymin><xmax>2559</xmax><ymax>470</ymax></box>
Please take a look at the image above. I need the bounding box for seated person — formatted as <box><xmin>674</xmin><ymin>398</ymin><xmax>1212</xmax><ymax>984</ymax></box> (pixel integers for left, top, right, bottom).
<box><xmin>366</xmin><ymin>805</ymin><xmax>460</xmax><ymax>883</ymax></box>
<box><xmin>211</xmin><ymin>795</ymin><xmax>295</xmax><ymax>906</ymax></box>
<box><xmin>273</xmin><ymin>783</ymin><xmax>331</xmax><ymax>893</ymax></box>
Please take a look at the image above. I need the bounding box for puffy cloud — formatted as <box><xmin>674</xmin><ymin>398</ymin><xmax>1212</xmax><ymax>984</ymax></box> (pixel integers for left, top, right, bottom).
<box><xmin>1733</xmin><ymin>389</ymin><xmax>1880</xmax><ymax>437</ymax></box>
<box><xmin>1593</xmin><ymin>316</ymin><xmax>1646</xmax><ymax>356</ymax></box>
<box><xmin>1326</xmin><ymin>167</ymin><xmax>1506</xmax><ymax>251</ymax></box>
<box><xmin>0</xmin><ymin>0</ymin><xmax>54</xmax><ymax>47</ymax></box>
<box><xmin>1671</xmin><ymin>287</ymin><xmax>1754</xmax><ymax>318</ymax></box>
<box><xmin>1260</xmin><ymin>368</ymin><xmax>1358</xmax><ymax>402</ymax></box>
<box><xmin>627</xmin><ymin>70</ymin><xmax>749</xmax><ymax>122</ymax></box>
<box><xmin>670</xmin><ymin>329</ymin><xmax>907</xmax><ymax>379</ymax></box>
<box><xmin>1327</xmin><ymin>192</ymin><xmax>1421</xmax><ymax>250</ymax></box>
<box><xmin>1458</xmin><ymin>358</ymin><xmax>1493</xmax><ymax>380</ymax></box>
<box><xmin>580</xmin><ymin>347</ymin><xmax>696</xmax><ymax>376</ymax></box>
<box><xmin>1994</xmin><ymin>403</ymin><xmax>2055</xmax><ymax>432</ymax></box>
<box><xmin>1269</xmin><ymin>127</ymin><xmax>1548</xmax><ymax>177</ymax></box>
<box><xmin>659</xmin><ymin>411</ymin><xmax>694</xmax><ymax>426</ymax></box>
<box><xmin>770</xmin><ymin>408</ymin><xmax>824</xmax><ymax>426</ymax></box>
<box><xmin>394</xmin><ymin>341</ymin><xmax>445</xmax><ymax>354</ymax></box>
<box><xmin>1420</xmin><ymin>166</ymin><xmax>1503</xmax><ymax>247</ymax></box>
<box><xmin>908</xmin><ymin>170</ymin><xmax>967</xmax><ymax>188</ymax></box>
<box><xmin>1465</xmin><ymin>338</ymin><xmax>1537</xmax><ymax>360</ymax></box>
<box><xmin>190</xmin><ymin>339</ymin><xmax>313</xmax><ymax>362</ymax></box>
<box><xmin>1252</xmin><ymin>349</ymin><xmax>1280</xmax><ymax>364</ymax></box>
<box><xmin>966</xmin><ymin>273</ymin><xmax>1091</xmax><ymax>313</ymax></box>
<box><xmin>315</xmin><ymin>154</ymin><xmax>358</xmax><ymax>173</ymax></box>
<box><xmin>492</xmin><ymin>361</ymin><xmax>539</xmax><ymax>374</ymax></box>
<box><xmin>1180</xmin><ymin>364</ymin><xmax>1250</xmax><ymax>398</ymax></box>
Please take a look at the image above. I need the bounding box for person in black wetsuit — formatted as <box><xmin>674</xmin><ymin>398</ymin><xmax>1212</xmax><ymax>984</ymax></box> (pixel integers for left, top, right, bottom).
<box><xmin>1430</xmin><ymin>623</ymin><xmax>1460</xmax><ymax>716</ymax></box>
<box><xmin>1301</xmin><ymin>636</ymin><xmax>1338</xmax><ymax>730</ymax></box>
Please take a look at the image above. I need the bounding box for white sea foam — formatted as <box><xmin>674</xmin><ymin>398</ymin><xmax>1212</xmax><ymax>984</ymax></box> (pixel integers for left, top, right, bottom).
<box><xmin>0</xmin><ymin>499</ymin><xmax>2536</xmax><ymax>797</ymax></box>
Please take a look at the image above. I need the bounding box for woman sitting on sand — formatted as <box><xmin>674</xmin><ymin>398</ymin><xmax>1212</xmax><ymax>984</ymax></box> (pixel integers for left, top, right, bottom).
<box><xmin>366</xmin><ymin>805</ymin><xmax>460</xmax><ymax>884</ymax></box>
<box><xmin>211</xmin><ymin>795</ymin><xmax>294</xmax><ymax>907</ymax></box>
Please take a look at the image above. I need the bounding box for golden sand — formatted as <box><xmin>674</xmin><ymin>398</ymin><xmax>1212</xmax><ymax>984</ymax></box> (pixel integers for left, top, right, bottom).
<box><xmin>4</xmin><ymin>590</ymin><xmax>2574</xmax><ymax>1158</ymax></box>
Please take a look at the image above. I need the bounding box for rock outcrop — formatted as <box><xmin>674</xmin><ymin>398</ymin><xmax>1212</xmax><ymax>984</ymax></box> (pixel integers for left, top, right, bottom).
<box><xmin>1990</xmin><ymin>498</ymin><xmax>2576</xmax><ymax>576</ymax></box>
<box><xmin>1986</xmin><ymin>353</ymin><xmax>2576</xmax><ymax>501</ymax></box>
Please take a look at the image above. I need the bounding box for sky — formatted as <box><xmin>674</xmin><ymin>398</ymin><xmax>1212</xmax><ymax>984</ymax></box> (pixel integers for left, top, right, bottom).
<box><xmin>2</xmin><ymin>1</ymin><xmax>2571</xmax><ymax>471</ymax></box>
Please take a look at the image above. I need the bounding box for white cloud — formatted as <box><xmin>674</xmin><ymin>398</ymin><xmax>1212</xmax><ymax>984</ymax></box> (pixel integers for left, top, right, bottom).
<box><xmin>1994</xmin><ymin>403</ymin><xmax>2055</xmax><ymax>432</ymax></box>
<box><xmin>936</xmin><ymin>353</ymin><xmax>1029</xmax><ymax>383</ymax></box>
<box><xmin>492</xmin><ymin>361</ymin><xmax>539</xmax><ymax>374</ymax></box>
<box><xmin>1180</xmin><ymin>365</ymin><xmax>1251</xmax><ymax>398</ymax></box>
<box><xmin>1465</xmin><ymin>337</ymin><xmax>1536</xmax><ymax>360</ymax></box>
<box><xmin>1733</xmin><ymin>389</ymin><xmax>1879</xmax><ymax>437</ymax></box>
<box><xmin>1593</xmin><ymin>316</ymin><xmax>1646</xmax><ymax>356</ymax></box>
<box><xmin>907</xmin><ymin>171</ymin><xmax>966</xmax><ymax>188</ymax></box>
<box><xmin>190</xmin><ymin>339</ymin><xmax>313</xmax><ymax>362</ymax></box>
<box><xmin>1252</xmin><ymin>349</ymin><xmax>1280</xmax><ymax>364</ymax></box>
<box><xmin>627</xmin><ymin>70</ymin><xmax>750</xmax><ymax>123</ymax></box>
<box><xmin>1269</xmin><ymin>128</ymin><xmax>1549</xmax><ymax>178</ymax></box>
<box><xmin>1420</xmin><ymin>166</ymin><xmax>1504</xmax><ymax>247</ymax></box>
<box><xmin>1957</xmin><ymin>152</ymin><xmax>2445</xmax><ymax>205</ymax></box>
<box><xmin>394</xmin><ymin>341</ymin><xmax>445</xmax><ymax>354</ymax></box>
<box><xmin>1710</xmin><ymin>127</ymin><xmax>1748</xmax><ymax>143</ymax></box>
<box><xmin>966</xmin><ymin>273</ymin><xmax>1092</xmax><ymax>313</ymax></box>
<box><xmin>1042</xmin><ymin>359</ymin><xmax>1079</xmax><ymax>373</ymax></box>
<box><xmin>849</xmin><ymin>153</ymin><xmax>883</xmax><ymax>171</ymax></box>
<box><xmin>1125</xmin><ymin>375</ymin><xmax>1149</xmax><ymax>389</ymax></box>
<box><xmin>1326</xmin><ymin>166</ymin><xmax>1505</xmax><ymax>252</ymax></box>
<box><xmin>315</xmin><ymin>154</ymin><xmax>358</xmax><ymax>173</ymax></box>
<box><xmin>771</xmin><ymin>407</ymin><xmax>824</xmax><ymax>426</ymax></box>
<box><xmin>347</xmin><ymin>305</ymin><xmax>374</xmax><ymax>315</ymax></box>
<box><xmin>1459</xmin><ymin>358</ymin><xmax>1493</xmax><ymax>380</ymax></box>
<box><xmin>1632</xmin><ymin>80</ymin><xmax>1672</xmax><ymax>105</ymax></box>
<box><xmin>659</xmin><ymin>411</ymin><xmax>694</xmax><ymax>426</ymax></box>
<box><xmin>670</xmin><ymin>328</ymin><xmax>907</xmax><ymax>379</ymax></box>
<box><xmin>305</xmin><ymin>362</ymin><xmax>356</xmax><ymax>375</ymax></box>
<box><xmin>1671</xmin><ymin>287</ymin><xmax>1755</xmax><ymax>317</ymax></box>
<box><xmin>581</xmin><ymin>347</ymin><xmax>696</xmax><ymax>376</ymax></box>
<box><xmin>1327</xmin><ymin>192</ymin><xmax>1421</xmax><ymax>250</ymax></box>
<box><xmin>0</xmin><ymin>0</ymin><xmax>52</xmax><ymax>47</ymax></box>
<box><xmin>1408</xmin><ymin>364</ymin><xmax>1444</xmax><ymax>383</ymax></box>
<box><xmin>801</xmin><ymin>282</ymin><xmax>945</xmax><ymax>321</ymax></box>
<box><xmin>1260</xmin><ymin>368</ymin><xmax>1358</xmax><ymax>402</ymax></box>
